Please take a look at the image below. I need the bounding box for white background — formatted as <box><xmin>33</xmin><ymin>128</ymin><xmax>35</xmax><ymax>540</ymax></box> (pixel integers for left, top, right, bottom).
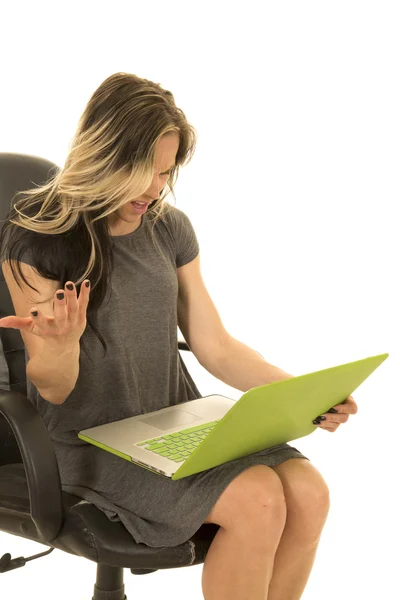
<box><xmin>1</xmin><ymin>1</ymin><xmax>399</xmax><ymax>599</ymax></box>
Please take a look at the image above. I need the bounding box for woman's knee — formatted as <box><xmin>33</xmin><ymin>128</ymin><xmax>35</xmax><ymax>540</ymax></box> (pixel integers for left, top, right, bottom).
<box><xmin>204</xmin><ymin>465</ymin><xmax>287</xmax><ymax>532</ymax></box>
<box><xmin>272</xmin><ymin>459</ymin><xmax>331</xmax><ymax>542</ymax></box>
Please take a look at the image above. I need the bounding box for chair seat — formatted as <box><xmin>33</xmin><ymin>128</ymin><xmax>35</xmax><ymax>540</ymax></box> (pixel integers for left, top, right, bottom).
<box><xmin>0</xmin><ymin>463</ymin><xmax>219</xmax><ymax>571</ymax></box>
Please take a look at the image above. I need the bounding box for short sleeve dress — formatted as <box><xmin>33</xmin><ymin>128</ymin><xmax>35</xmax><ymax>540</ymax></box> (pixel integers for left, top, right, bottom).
<box><xmin>4</xmin><ymin>206</ymin><xmax>309</xmax><ymax>549</ymax></box>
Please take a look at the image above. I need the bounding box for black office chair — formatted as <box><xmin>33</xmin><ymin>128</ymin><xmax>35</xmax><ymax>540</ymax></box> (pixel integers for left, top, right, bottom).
<box><xmin>0</xmin><ymin>153</ymin><xmax>220</xmax><ymax>599</ymax></box>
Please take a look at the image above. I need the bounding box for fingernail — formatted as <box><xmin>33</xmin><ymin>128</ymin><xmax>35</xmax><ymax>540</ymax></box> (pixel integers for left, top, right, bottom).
<box><xmin>31</xmin><ymin>311</ymin><xmax>38</xmax><ymax>317</ymax></box>
<box><xmin>313</xmin><ymin>418</ymin><xmax>322</xmax><ymax>425</ymax></box>
<box><xmin>66</xmin><ymin>283</ymin><xmax>74</xmax><ymax>291</ymax></box>
<box><xmin>85</xmin><ymin>280</ymin><xmax>90</xmax><ymax>288</ymax></box>
<box><xmin>56</xmin><ymin>292</ymin><xmax>65</xmax><ymax>300</ymax></box>
<box><xmin>328</xmin><ymin>408</ymin><xmax>338</xmax><ymax>413</ymax></box>
<box><xmin>318</xmin><ymin>416</ymin><xmax>326</xmax><ymax>421</ymax></box>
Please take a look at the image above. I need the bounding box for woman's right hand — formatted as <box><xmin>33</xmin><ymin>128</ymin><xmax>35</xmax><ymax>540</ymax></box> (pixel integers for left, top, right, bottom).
<box><xmin>0</xmin><ymin>280</ymin><xmax>91</xmax><ymax>345</ymax></box>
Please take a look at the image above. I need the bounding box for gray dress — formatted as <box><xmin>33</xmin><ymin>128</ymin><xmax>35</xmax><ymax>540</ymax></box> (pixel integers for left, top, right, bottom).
<box><xmin>10</xmin><ymin>207</ymin><xmax>309</xmax><ymax>548</ymax></box>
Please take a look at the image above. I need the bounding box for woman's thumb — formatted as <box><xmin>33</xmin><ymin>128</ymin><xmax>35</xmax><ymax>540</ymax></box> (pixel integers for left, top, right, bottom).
<box><xmin>0</xmin><ymin>316</ymin><xmax>31</xmax><ymax>329</ymax></box>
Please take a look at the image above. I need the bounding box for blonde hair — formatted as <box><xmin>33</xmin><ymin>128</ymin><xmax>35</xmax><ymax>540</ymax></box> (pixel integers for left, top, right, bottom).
<box><xmin>0</xmin><ymin>72</ymin><xmax>198</xmax><ymax>359</ymax></box>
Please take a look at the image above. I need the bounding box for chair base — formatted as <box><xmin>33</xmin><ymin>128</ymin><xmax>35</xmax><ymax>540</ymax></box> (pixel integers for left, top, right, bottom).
<box><xmin>92</xmin><ymin>584</ymin><xmax>126</xmax><ymax>600</ymax></box>
<box><xmin>92</xmin><ymin>564</ymin><xmax>158</xmax><ymax>599</ymax></box>
<box><xmin>93</xmin><ymin>564</ymin><xmax>126</xmax><ymax>600</ymax></box>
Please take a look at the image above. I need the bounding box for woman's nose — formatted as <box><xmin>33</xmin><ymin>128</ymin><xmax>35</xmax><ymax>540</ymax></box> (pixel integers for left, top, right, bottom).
<box><xmin>147</xmin><ymin>182</ymin><xmax>165</xmax><ymax>200</ymax></box>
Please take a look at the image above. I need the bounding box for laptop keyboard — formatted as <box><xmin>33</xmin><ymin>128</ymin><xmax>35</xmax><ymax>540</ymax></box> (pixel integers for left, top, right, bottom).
<box><xmin>135</xmin><ymin>420</ymin><xmax>220</xmax><ymax>463</ymax></box>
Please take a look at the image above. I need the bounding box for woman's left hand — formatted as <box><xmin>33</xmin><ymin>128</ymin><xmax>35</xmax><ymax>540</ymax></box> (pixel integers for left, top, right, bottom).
<box><xmin>313</xmin><ymin>395</ymin><xmax>358</xmax><ymax>432</ymax></box>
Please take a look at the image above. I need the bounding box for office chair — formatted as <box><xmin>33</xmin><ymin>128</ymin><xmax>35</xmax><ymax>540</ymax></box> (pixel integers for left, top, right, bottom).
<box><xmin>0</xmin><ymin>153</ymin><xmax>220</xmax><ymax>599</ymax></box>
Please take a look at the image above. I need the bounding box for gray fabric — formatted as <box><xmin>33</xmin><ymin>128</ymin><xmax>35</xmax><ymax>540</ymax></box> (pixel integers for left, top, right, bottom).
<box><xmin>11</xmin><ymin>206</ymin><xmax>309</xmax><ymax>548</ymax></box>
<box><xmin>0</xmin><ymin>335</ymin><xmax>10</xmax><ymax>391</ymax></box>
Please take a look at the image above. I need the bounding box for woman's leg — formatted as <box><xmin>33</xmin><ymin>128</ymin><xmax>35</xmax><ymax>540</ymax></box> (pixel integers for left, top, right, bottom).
<box><xmin>267</xmin><ymin>458</ymin><xmax>331</xmax><ymax>600</ymax></box>
<box><xmin>201</xmin><ymin>465</ymin><xmax>287</xmax><ymax>600</ymax></box>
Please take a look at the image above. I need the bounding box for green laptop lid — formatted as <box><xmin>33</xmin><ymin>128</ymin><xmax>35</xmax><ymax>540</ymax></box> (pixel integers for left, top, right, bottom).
<box><xmin>172</xmin><ymin>352</ymin><xmax>388</xmax><ymax>480</ymax></box>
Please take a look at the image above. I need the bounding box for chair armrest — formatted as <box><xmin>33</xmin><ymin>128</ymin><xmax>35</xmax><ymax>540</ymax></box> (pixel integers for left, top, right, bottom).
<box><xmin>0</xmin><ymin>389</ymin><xmax>63</xmax><ymax>543</ymax></box>
<box><xmin>178</xmin><ymin>339</ymin><xmax>190</xmax><ymax>352</ymax></box>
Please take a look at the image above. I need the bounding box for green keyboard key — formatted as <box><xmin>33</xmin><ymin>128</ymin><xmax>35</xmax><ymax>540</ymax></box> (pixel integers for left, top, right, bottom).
<box><xmin>136</xmin><ymin>420</ymin><xmax>220</xmax><ymax>453</ymax></box>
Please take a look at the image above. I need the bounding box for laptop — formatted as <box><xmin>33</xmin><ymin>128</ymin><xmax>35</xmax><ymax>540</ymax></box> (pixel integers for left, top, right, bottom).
<box><xmin>78</xmin><ymin>352</ymin><xmax>388</xmax><ymax>480</ymax></box>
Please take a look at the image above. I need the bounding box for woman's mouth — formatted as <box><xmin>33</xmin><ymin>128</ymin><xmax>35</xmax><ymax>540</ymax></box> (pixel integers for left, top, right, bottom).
<box><xmin>131</xmin><ymin>201</ymin><xmax>149</xmax><ymax>213</ymax></box>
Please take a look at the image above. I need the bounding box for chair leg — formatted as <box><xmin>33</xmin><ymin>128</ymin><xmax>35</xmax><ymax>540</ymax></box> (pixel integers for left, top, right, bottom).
<box><xmin>92</xmin><ymin>564</ymin><xmax>127</xmax><ymax>600</ymax></box>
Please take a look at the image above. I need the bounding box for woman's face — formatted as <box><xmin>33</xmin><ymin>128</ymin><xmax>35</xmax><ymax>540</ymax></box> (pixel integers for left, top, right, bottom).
<box><xmin>108</xmin><ymin>133</ymin><xmax>179</xmax><ymax>236</ymax></box>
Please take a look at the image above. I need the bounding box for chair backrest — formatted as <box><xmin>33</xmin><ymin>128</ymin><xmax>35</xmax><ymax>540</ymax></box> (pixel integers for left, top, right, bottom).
<box><xmin>0</xmin><ymin>153</ymin><xmax>59</xmax><ymax>464</ymax></box>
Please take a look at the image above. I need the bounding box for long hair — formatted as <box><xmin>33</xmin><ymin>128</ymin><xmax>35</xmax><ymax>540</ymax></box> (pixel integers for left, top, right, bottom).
<box><xmin>0</xmin><ymin>72</ymin><xmax>197</xmax><ymax>360</ymax></box>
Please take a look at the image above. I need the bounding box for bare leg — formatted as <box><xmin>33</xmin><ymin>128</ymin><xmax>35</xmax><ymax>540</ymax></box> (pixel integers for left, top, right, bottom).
<box><xmin>267</xmin><ymin>533</ymin><xmax>323</xmax><ymax>600</ymax></box>
<box><xmin>267</xmin><ymin>458</ymin><xmax>331</xmax><ymax>600</ymax></box>
<box><xmin>202</xmin><ymin>517</ymin><xmax>285</xmax><ymax>600</ymax></box>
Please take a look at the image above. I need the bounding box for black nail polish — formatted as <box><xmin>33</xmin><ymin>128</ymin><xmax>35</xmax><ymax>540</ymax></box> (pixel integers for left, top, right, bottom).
<box><xmin>313</xmin><ymin>418</ymin><xmax>322</xmax><ymax>425</ymax></box>
<box><xmin>318</xmin><ymin>416</ymin><xmax>326</xmax><ymax>421</ymax></box>
<box><xmin>57</xmin><ymin>292</ymin><xmax>64</xmax><ymax>300</ymax></box>
<box><xmin>31</xmin><ymin>311</ymin><xmax>38</xmax><ymax>317</ymax></box>
<box><xmin>85</xmin><ymin>281</ymin><xmax>90</xmax><ymax>288</ymax></box>
<box><xmin>328</xmin><ymin>408</ymin><xmax>338</xmax><ymax>414</ymax></box>
<box><xmin>66</xmin><ymin>283</ymin><xmax>74</xmax><ymax>291</ymax></box>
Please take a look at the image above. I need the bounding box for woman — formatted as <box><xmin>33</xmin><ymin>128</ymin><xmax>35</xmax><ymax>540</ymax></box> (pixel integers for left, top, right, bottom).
<box><xmin>0</xmin><ymin>72</ymin><xmax>357</xmax><ymax>599</ymax></box>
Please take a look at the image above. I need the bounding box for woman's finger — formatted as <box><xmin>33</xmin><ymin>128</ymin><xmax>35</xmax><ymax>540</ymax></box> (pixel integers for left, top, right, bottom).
<box><xmin>53</xmin><ymin>288</ymin><xmax>68</xmax><ymax>326</ymax></box>
<box><xmin>77</xmin><ymin>279</ymin><xmax>90</xmax><ymax>319</ymax></box>
<box><xmin>64</xmin><ymin>281</ymin><xmax>79</xmax><ymax>317</ymax></box>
